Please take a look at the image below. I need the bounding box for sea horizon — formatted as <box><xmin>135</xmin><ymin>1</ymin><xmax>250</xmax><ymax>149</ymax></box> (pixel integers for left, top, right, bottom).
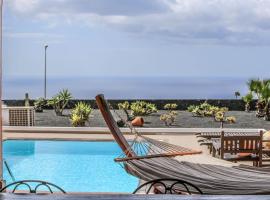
<box><xmin>2</xmin><ymin>75</ymin><xmax>252</xmax><ymax>100</ymax></box>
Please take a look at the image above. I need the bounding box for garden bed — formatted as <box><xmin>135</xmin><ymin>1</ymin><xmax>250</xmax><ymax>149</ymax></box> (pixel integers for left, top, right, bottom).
<box><xmin>33</xmin><ymin>109</ymin><xmax>270</xmax><ymax>130</ymax></box>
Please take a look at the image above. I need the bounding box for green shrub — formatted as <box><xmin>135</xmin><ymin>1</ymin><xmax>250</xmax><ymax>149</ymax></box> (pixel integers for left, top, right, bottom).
<box><xmin>130</xmin><ymin>101</ymin><xmax>157</xmax><ymax>117</ymax></box>
<box><xmin>71</xmin><ymin>102</ymin><xmax>92</xmax><ymax>127</ymax></box>
<box><xmin>47</xmin><ymin>89</ymin><xmax>72</xmax><ymax>116</ymax></box>
<box><xmin>34</xmin><ymin>98</ymin><xmax>47</xmax><ymax>112</ymax></box>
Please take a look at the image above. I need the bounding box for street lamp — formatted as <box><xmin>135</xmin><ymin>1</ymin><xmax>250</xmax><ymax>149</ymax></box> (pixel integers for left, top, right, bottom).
<box><xmin>44</xmin><ymin>45</ymin><xmax>48</xmax><ymax>99</ymax></box>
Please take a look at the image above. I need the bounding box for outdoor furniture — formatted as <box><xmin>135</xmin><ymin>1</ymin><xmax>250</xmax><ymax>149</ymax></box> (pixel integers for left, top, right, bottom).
<box><xmin>96</xmin><ymin>94</ymin><xmax>270</xmax><ymax>194</ymax></box>
<box><xmin>133</xmin><ymin>178</ymin><xmax>202</xmax><ymax>195</ymax></box>
<box><xmin>0</xmin><ymin>180</ymin><xmax>66</xmax><ymax>194</ymax></box>
<box><xmin>198</xmin><ymin>131</ymin><xmax>264</xmax><ymax>154</ymax></box>
<box><xmin>197</xmin><ymin>132</ymin><xmax>234</xmax><ymax>153</ymax></box>
<box><xmin>3</xmin><ymin>106</ymin><xmax>35</xmax><ymax>126</ymax></box>
<box><xmin>211</xmin><ymin>131</ymin><xmax>263</xmax><ymax>167</ymax></box>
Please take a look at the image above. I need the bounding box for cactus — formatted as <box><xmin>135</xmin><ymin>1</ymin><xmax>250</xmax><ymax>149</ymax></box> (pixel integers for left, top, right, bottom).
<box><xmin>160</xmin><ymin>104</ymin><xmax>178</xmax><ymax>126</ymax></box>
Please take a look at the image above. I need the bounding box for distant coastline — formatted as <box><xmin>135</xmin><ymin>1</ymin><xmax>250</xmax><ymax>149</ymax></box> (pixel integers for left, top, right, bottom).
<box><xmin>3</xmin><ymin>76</ymin><xmax>249</xmax><ymax>99</ymax></box>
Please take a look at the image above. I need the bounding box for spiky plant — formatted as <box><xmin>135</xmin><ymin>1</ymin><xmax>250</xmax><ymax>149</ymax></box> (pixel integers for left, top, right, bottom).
<box><xmin>71</xmin><ymin>102</ymin><xmax>92</xmax><ymax>127</ymax></box>
<box><xmin>34</xmin><ymin>98</ymin><xmax>47</xmax><ymax>112</ymax></box>
<box><xmin>118</xmin><ymin>101</ymin><xmax>133</xmax><ymax>121</ymax></box>
<box><xmin>164</xmin><ymin>103</ymin><xmax>178</xmax><ymax>111</ymax></box>
<box><xmin>48</xmin><ymin>89</ymin><xmax>72</xmax><ymax>115</ymax></box>
<box><xmin>215</xmin><ymin>111</ymin><xmax>236</xmax><ymax>128</ymax></box>
<box><xmin>130</xmin><ymin>101</ymin><xmax>157</xmax><ymax>117</ymax></box>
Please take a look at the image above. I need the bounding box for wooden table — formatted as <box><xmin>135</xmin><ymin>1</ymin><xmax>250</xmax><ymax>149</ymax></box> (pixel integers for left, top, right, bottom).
<box><xmin>0</xmin><ymin>194</ymin><xmax>270</xmax><ymax>200</ymax></box>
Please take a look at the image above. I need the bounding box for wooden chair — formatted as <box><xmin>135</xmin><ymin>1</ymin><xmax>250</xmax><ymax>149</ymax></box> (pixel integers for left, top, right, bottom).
<box><xmin>220</xmin><ymin>131</ymin><xmax>263</xmax><ymax>167</ymax></box>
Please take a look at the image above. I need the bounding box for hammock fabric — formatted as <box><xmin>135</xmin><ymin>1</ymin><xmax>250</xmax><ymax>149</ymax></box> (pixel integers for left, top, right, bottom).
<box><xmin>95</xmin><ymin>94</ymin><xmax>201</xmax><ymax>162</ymax></box>
<box><xmin>96</xmin><ymin>94</ymin><xmax>270</xmax><ymax>195</ymax></box>
<box><xmin>124</xmin><ymin>157</ymin><xmax>270</xmax><ymax>195</ymax></box>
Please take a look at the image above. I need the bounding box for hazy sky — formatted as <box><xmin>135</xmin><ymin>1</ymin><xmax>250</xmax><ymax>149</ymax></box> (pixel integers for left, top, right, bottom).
<box><xmin>3</xmin><ymin>0</ymin><xmax>270</xmax><ymax>79</ymax></box>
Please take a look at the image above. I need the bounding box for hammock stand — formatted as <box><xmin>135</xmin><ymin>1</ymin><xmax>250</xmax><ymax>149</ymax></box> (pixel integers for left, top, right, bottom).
<box><xmin>95</xmin><ymin>94</ymin><xmax>202</xmax><ymax>162</ymax></box>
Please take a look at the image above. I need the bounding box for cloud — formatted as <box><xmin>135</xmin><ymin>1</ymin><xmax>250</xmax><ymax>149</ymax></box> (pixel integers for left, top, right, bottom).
<box><xmin>3</xmin><ymin>32</ymin><xmax>64</xmax><ymax>44</ymax></box>
<box><xmin>5</xmin><ymin>0</ymin><xmax>270</xmax><ymax>45</ymax></box>
<box><xmin>6</xmin><ymin>0</ymin><xmax>40</xmax><ymax>13</ymax></box>
<box><xmin>6</xmin><ymin>0</ymin><xmax>169</xmax><ymax>16</ymax></box>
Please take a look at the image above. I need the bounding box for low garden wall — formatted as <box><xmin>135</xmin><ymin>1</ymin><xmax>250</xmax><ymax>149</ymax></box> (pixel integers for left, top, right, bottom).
<box><xmin>3</xmin><ymin>99</ymin><xmax>257</xmax><ymax>111</ymax></box>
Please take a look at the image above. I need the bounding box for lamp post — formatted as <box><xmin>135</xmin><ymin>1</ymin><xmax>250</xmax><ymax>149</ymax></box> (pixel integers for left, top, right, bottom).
<box><xmin>44</xmin><ymin>45</ymin><xmax>48</xmax><ymax>99</ymax></box>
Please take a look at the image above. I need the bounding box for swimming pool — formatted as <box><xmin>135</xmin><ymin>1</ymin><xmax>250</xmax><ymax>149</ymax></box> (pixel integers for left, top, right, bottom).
<box><xmin>3</xmin><ymin>140</ymin><xmax>138</xmax><ymax>192</ymax></box>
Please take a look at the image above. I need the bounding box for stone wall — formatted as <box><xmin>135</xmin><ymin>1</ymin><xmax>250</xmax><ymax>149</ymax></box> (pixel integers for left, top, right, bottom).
<box><xmin>3</xmin><ymin>99</ymin><xmax>257</xmax><ymax>111</ymax></box>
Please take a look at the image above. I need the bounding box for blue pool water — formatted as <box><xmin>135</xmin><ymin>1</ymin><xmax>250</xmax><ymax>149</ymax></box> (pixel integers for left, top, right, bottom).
<box><xmin>3</xmin><ymin>140</ymin><xmax>138</xmax><ymax>192</ymax></box>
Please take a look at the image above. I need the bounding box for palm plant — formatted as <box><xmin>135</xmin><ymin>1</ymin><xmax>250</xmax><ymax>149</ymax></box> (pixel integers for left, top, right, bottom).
<box><xmin>247</xmin><ymin>79</ymin><xmax>263</xmax><ymax>99</ymax></box>
<box><xmin>247</xmin><ymin>79</ymin><xmax>270</xmax><ymax>117</ymax></box>
<box><xmin>260</xmin><ymin>82</ymin><xmax>270</xmax><ymax>121</ymax></box>
<box><xmin>234</xmin><ymin>91</ymin><xmax>241</xmax><ymax>99</ymax></box>
<box><xmin>242</xmin><ymin>93</ymin><xmax>253</xmax><ymax>112</ymax></box>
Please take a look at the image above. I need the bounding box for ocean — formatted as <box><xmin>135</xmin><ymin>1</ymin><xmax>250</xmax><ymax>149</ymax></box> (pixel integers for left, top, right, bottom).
<box><xmin>3</xmin><ymin>76</ymin><xmax>249</xmax><ymax>99</ymax></box>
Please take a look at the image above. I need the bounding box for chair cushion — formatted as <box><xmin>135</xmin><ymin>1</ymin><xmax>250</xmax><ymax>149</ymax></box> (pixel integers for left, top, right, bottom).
<box><xmin>224</xmin><ymin>153</ymin><xmax>256</xmax><ymax>160</ymax></box>
<box><xmin>237</xmin><ymin>153</ymin><xmax>252</xmax><ymax>157</ymax></box>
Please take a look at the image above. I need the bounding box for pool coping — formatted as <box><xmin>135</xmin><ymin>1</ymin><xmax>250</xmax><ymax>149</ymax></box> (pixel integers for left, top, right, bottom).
<box><xmin>3</xmin><ymin>126</ymin><xmax>265</xmax><ymax>134</ymax></box>
<box><xmin>2</xmin><ymin>126</ymin><xmax>266</xmax><ymax>141</ymax></box>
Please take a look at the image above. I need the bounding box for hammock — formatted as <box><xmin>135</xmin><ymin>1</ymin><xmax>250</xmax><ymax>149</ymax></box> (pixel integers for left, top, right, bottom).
<box><xmin>125</xmin><ymin>157</ymin><xmax>270</xmax><ymax>195</ymax></box>
<box><xmin>96</xmin><ymin>94</ymin><xmax>270</xmax><ymax>195</ymax></box>
<box><xmin>95</xmin><ymin>94</ymin><xmax>202</xmax><ymax>163</ymax></box>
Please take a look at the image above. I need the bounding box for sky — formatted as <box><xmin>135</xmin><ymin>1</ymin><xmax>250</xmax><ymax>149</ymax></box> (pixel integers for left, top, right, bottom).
<box><xmin>3</xmin><ymin>0</ymin><xmax>270</xmax><ymax>80</ymax></box>
<box><xmin>2</xmin><ymin>0</ymin><xmax>270</xmax><ymax>99</ymax></box>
